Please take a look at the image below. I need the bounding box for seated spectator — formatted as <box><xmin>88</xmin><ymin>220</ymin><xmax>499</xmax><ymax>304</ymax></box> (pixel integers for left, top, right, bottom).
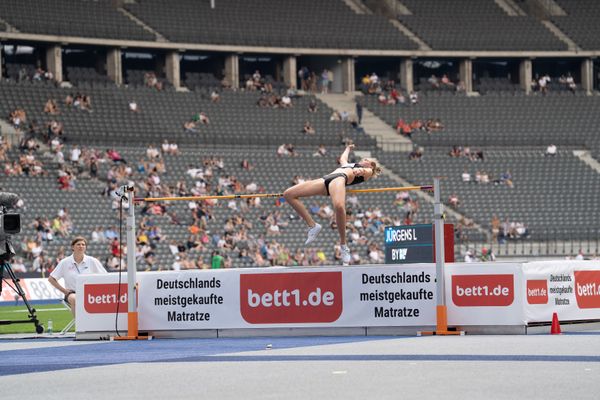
<box><xmin>448</xmin><ymin>193</ymin><xmax>460</xmax><ymax>207</ymax></box>
<box><xmin>240</xmin><ymin>159</ymin><xmax>254</xmax><ymax>170</ymax></box>
<box><xmin>47</xmin><ymin>120</ymin><xmax>64</xmax><ymax>138</ymax></box>
<box><xmin>565</xmin><ymin>73</ymin><xmax>576</xmax><ymax>93</ymax></box>
<box><xmin>409</xmin><ymin>147</ymin><xmax>423</xmax><ymax>161</ymax></box>
<box><xmin>425</xmin><ymin>119</ymin><xmax>444</xmax><ymax>132</ymax></box>
<box><xmin>184</xmin><ymin>120</ymin><xmax>198</xmax><ymax>133</ymax></box>
<box><xmin>277</xmin><ymin>144</ymin><xmax>291</xmax><ymax>157</ymax></box>
<box><xmin>330</xmin><ymin>111</ymin><xmax>341</xmax><ymax>121</ymax></box>
<box><xmin>303</xmin><ymin>121</ymin><xmax>315</xmax><ymax>135</ymax></box>
<box><xmin>545</xmin><ymin>144</ymin><xmax>557</xmax><ymax>157</ymax></box>
<box><xmin>409</xmin><ymin>91</ymin><xmax>419</xmax><ymax>105</ymax></box>
<box><xmin>106</xmin><ymin>148</ymin><xmax>126</xmax><ymax>164</ymax></box>
<box><xmin>449</xmin><ymin>146</ymin><xmax>462</xmax><ymax>157</ymax></box>
<box><xmin>480</xmin><ymin>171</ymin><xmax>490</xmax><ymax>184</ymax></box>
<box><xmin>168</xmin><ymin>142</ymin><xmax>179</xmax><ymax>155</ymax></box>
<box><xmin>428</xmin><ymin>74</ymin><xmax>440</xmax><ymax>88</ymax></box>
<box><xmin>313</xmin><ymin>144</ymin><xmax>327</xmax><ymax>157</ymax></box>
<box><xmin>281</xmin><ymin>95</ymin><xmax>292</xmax><ymax>108</ymax></box>
<box><xmin>461</xmin><ymin>170</ymin><xmax>472</xmax><ymax>183</ymax></box>
<box><xmin>210</xmin><ymin>90</ymin><xmax>221</xmax><ymax>103</ymax></box>
<box><xmin>128</xmin><ymin>100</ymin><xmax>139</xmax><ymax>112</ymax></box>
<box><xmin>308</xmin><ymin>100</ymin><xmax>318</xmax><ymax>113</ymax></box>
<box><xmin>44</xmin><ymin>99</ymin><xmax>60</xmax><ymax>115</ymax></box>
<box><xmin>192</xmin><ymin>112</ymin><xmax>209</xmax><ymax>125</ymax></box>
<box><xmin>441</xmin><ymin>74</ymin><xmax>454</xmax><ymax>88</ymax></box>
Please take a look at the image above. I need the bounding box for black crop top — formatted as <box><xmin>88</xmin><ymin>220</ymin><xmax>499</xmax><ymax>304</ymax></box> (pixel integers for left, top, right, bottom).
<box><xmin>341</xmin><ymin>163</ymin><xmax>365</xmax><ymax>186</ymax></box>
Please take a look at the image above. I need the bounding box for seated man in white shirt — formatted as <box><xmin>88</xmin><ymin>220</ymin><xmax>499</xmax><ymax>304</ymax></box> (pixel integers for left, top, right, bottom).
<box><xmin>48</xmin><ymin>236</ymin><xmax>107</xmax><ymax>316</ymax></box>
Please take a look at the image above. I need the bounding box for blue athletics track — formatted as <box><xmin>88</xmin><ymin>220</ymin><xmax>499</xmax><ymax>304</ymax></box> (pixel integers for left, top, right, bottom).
<box><xmin>1</xmin><ymin>332</ymin><xmax>599</xmax><ymax>400</ymax></box>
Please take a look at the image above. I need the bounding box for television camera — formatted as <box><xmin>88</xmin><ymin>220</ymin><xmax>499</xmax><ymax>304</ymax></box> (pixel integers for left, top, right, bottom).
<box><xmin>0</xmin><ymin>192</ymin><xmax>43</xmax><ymax>334</ymax></box>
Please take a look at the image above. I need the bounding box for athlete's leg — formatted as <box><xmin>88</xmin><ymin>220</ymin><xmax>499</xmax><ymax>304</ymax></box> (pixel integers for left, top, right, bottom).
<box><xmin>328</xmin><ymin>178</ymin><xmax>347</xmax><ymax>245</ymax></box>
<box><xmin>283</xmin><ymin>179</ymin><xmax>327</xmax><ymax>227</ymax></box>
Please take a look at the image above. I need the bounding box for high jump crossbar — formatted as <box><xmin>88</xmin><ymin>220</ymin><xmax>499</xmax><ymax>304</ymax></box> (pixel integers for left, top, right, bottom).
<box><xmin>116</xmin><ymin>181</ymin><xmax>455</xmax><ymax>339</ymax></box>
<box><xmin>134</xmin><ymin>185</ymin><xmax>434</xmax><ymax>203</ymax></box>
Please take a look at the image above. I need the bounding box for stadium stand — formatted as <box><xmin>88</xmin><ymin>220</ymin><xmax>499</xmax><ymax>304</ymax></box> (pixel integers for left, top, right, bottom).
<box><xmin>0</xmin><ymin>81</ymin><xmax>375</xmax><ymax>147</ymax></box>
<box><xmin>0</xmin><ymin>0</ymin><xmax>155</xmax><ymax>41</ymax></box>
<box><xmin>397</xmin><ymin>0</ymin><xmax>567</xmax><ymax>50</ymax></box>
<box><xmin>363</xmin><ymin>94</ymin><xmax>600</xmax><ymax>148</ymax></box>
<box><xmin>123</xmin><ymin>0</ymin><xmax>418</xmax><ymax>49</ymax></box>
<box><xmin>551</xmin><ymin>0</ymin><xmax>600</xmax><ymax>50</ymax></box>
<box><xmin>376</xmin><ymin>148</ymin><xmax>600</xmax><ymax>240</ymax></box>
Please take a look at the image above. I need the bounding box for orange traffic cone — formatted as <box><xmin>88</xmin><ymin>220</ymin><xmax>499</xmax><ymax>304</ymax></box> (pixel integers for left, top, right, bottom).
<box><xmin>551</xmin><ymin>312</ymin><xmax>561</xmax><ymax>334</ymax></box>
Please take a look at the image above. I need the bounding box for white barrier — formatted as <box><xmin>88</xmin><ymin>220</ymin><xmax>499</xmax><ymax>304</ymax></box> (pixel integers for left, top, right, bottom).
<box><xmin>6</xmin><ymin>260</ymin><xmax>600</xmax><ymax>337</ymax></box>
<box><xmin>1</xmin><ymin>278</ymin><xmax>64</xmax><ymax>303</ymax></box>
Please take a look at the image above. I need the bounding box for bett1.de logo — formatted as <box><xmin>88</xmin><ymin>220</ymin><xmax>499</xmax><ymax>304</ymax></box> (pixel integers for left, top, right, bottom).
<box><xmin>239</xmin><ymin>272</ymin><xmax>343</xmax><ymax>324</ymax></box>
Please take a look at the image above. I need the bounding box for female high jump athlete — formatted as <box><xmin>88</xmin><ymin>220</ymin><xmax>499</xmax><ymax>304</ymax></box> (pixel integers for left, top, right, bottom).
<box><xmin>283</xmin><ymin>144</ymin><xmax>381</xmax><ymax>265</ymax></box>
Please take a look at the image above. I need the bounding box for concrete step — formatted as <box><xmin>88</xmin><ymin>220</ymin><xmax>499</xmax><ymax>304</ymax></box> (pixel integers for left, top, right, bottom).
<box><xmin>315</xmin><ymin>92</ymin><xmax>412</xmax><ymax>152</ymax></box>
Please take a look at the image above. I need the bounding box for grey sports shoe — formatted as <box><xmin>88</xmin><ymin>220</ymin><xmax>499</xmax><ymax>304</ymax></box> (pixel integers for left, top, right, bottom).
<box><xmin>305</xmin><ymin>223</ymin><xmax>322</xmax><ymax>245</ymax></box>
<box><xmin>341</xmin><ymin>245</ymin><xmax>351</xmax><ymax>265</ymax></box>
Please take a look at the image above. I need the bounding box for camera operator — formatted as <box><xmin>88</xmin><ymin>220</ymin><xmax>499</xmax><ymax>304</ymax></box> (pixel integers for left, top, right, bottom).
<box><xmin>48</xmin><ymin>236</ymin><xmax>107</xmax><ymax>316</ymax></box>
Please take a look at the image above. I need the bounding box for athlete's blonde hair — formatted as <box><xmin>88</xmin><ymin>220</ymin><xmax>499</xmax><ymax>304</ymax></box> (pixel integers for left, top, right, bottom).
<box><xmin>363</xmin><ymin>158</ymin><xmax>382</xmax><ymax>177</ymax></box>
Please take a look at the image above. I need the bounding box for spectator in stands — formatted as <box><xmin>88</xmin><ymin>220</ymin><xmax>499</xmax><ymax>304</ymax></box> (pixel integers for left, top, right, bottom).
<box><xmin>47</xmin><ymin>120</ymin><xmax>64</xmax><ymax>138</ymax></box>
<box><xmin>313</xmin><ymin>144</ymin><xmax>327</xmax><ymax>157</ymax></box>
<box><xmin>129</xmin><ymin>100</ymin><xmax>139</xmax><ymax>112</ymax></box>
<box><xmin>409</xmin><ymin>146</ymin><xmax>423</xmax><ymax>161</ymax></box>
<box><xmin>48</xmin><ymin>236</ymin><xmax>107</xmax><ymax>316</ymax></box>
<box><xmin>491</xmin><ymin>215</ymin><xmax>501</xmax><ymax>243</ymax></box>
<box><xmin>441</xmin><ymin>74</ymin><xmax>454</xmax><ymax>88</ymax></box>
<box><xmin>281</xmin><ymin>95</ymin><xmax>292</xmax><ymax>108</ymax></box>
<box><xmin>565</xmin><ymin>73</ymin><xmax>576</xmax><ymax>93</ymax></box>
<box><xmin>298</xmin><ymin>67</ymin><xmax>309</xmax><ymax>91</ymax></box>
<box><xmin>64</xmin><ymin>94</ymin><xmax>74</xmax><ymax>107</ymax></box>
<box><xmin>211</xmin><ymin>90</ymin><xmax>221</xmax><ymax>103</ymax></box>
<box><xmin>303</xmin><ymin>121</ymin><xmax>316</xmax><ymax>135</ymax></box>
<box><xmin>538</xmin><ymin>74</ymin><xmax>550</xmax><ymax>95</ymax></box>
<box><xmin>106</xmin><ymin>148</ymin><xmax>126</xmax><ymax>164</ymax></box>
<box><xmin>428</xmin><ymin>75</ymin><xmax>440</xmax><ymax>89</ymax></box>
<box><xmin>44</xmin><ymin>99</ymin><xmax>60</xmax><ymax>115</ymax></box>
<box><xmin>283</xmin><ymin>144</ymin><xmax>381</xmax><ymax>265</ymax></box>
<box><xmin>462</xmin><ymin>170</ymin><xmax>472</xmax><ymax>183</ymax></box>
<box><xmin>308</xmin><ymin>100</ymin><xmax>318</xmax><ymax>113</ymax></box>
<box><xmin>356</xmin><ymin>101</ymin><xmax>363</xmax><ymax>125</ymax></box>
<box><xmin>198</xmin><ymin>112</ymin><xmax>210</xmax><ymax>125</ymax></box>
<box><xmin>464</xmin><ymin>250</ymin><xmax>475</xmax><ymax>263</ymax></box>
<box><xmin>448</xmin><ymin>193</ymin><xmax>460</xmax><ymax>208</ymax></box>
<box><xmin>9</xmin><ymin>109</ymin><xmax>26</xmax><ymax>130</ymax></box>
<box><xmin>321</xmin><ymin>69</ymin><xmax>330</xmax><ymax>94</ymax></box>
<box><xmin>545</xmin><ymin>144</ymin><xmax>557</xmax><ymax>157</ymax></box>
<box><xmin>184</xmin><ymin>120</ymin><xmax>198</xmax><ymax>133</ymax></box>
<box><xmin>498</xmin><ymin>170</ymin><xmax>513</xmax><ymax>188</ymax></box>
<box><xmin>409</xmin><ymin>91</ymin><xmax>419</xmax><ymax>105</ymax></box>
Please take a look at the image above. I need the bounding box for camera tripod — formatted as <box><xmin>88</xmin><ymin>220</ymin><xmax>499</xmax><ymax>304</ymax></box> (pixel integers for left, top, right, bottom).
<box><xmin>0</xmin><ymin>260</ymin><xmax>44</xmax><ymax>334</ymax></box>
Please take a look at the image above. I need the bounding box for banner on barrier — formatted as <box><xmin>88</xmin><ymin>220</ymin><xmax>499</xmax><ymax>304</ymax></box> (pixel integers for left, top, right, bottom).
<box><xmin>522</xmin><ymin>261</ymin><xmax>600</xmax><ymax>323</ymax></box>
<box><xmin>444</xmin><ymin>263</ymin><xmax>525</xmax><ymax>326</ymax></box>
<box><xmin>76</xmin><ymin>265</ymin><xmax>438</xmax><ymax>332</ymax></box>
<box><xmin>73</xmin><ymin>261</ymin><xmax>600</xmax><ymax>334</ymax></box>
<box><xmin>1</xmin><ymin>278</ymin><xmax>64</xmax><ymax>303</ymax></box>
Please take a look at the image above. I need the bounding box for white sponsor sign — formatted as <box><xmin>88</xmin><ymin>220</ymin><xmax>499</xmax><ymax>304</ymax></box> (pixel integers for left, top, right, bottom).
<box><xmin>1</xmin><ymin>278</ymin><xmax>64</xmax><ymax>302</ymax></box>
<box><xmin>76</xmin><ymin>265</ymin><xmax>437</xmax><ymax>333</ymax></box>
<box><xmin>445</xmin><ymin>263</ymin><xmax>525</xmax><ymax>325</ymax></box>
<box><xmin>523</xmin><ymin>260</ymin><xmax>600</xmax><ymax>322</ymax></box>
<box><xmin>72</xmin><ymin>261</ymin><xmax>600</xmax><ymax>335</ymax></box>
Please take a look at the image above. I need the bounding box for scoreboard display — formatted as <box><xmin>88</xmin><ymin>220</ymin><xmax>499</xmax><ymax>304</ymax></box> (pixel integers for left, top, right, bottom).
<box><xmin>384</xmin><ymin>224</ymin><xmax>454</xmax><ymax>264</ymax></box>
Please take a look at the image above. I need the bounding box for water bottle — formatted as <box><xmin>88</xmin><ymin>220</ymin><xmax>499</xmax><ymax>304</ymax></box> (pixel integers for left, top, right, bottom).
<box><xmin>47</xmin><ymin>320</ymin><xmax>53</xmax><ymax>335</ymax></box>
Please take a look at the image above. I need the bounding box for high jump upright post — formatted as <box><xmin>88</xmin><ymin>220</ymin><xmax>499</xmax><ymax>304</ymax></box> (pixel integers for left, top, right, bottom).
<box><xmin>420</xmin><ymin>177</ymin><xmax>462</xmax><ymax>336</ymax></box>
<box><xmin>113</xmin><ymin>185</ymin><xmax>151</xmax><ymax>340</ymax></box>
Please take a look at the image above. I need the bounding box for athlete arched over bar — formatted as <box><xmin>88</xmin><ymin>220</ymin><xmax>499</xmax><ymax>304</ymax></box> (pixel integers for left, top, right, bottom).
<box><xmin>283</xmin><ymin>144</ymin><xmax>381</xmax><ymax>265</ymax></box>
